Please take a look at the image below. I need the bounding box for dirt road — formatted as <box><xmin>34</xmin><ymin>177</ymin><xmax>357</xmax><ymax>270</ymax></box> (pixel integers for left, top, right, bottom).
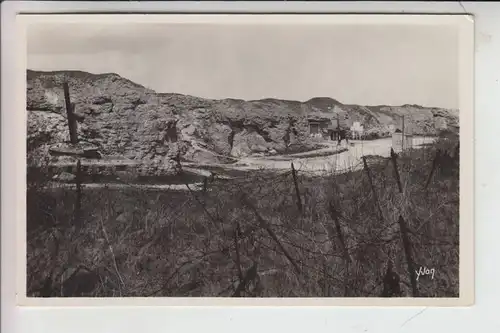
<box><xmin>46</xmin><ymin>137</ymin><xmax>435</xmax><ymax>191</ymax></box>
<box><xmin>227</xmin><ymin>136</ymin><xmax>436</xmax><ymax>175</ymax></box>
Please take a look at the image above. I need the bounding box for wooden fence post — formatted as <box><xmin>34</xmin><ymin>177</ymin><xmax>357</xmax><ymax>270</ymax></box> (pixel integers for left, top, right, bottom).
<box><xmin>390</xmin><ymin>148</ymin><xmax>403</xmax><ymax>193</ymax></box>
<box><xmin>424</xmin><ymin>149</ymin><xmax>441</xmax><ymax>190</ymax></box>
<box><xmin>381</xmin><ymin>259</ymin><xmax>401</xmax><ymax>297</ymax></box>
<box><xmin>291</xmin><ymin>162</ymin><xmax>302</xmax><ymax>213</ymax></box>
<box><xmin>232</xmin><ymin>261</ymin><xmax>258</xmax><ymax>297</ymax></box>
<box><xmin>327</xmin><ymin>201</ymin><xmax>351</xmax><ymax>296</ymax></box>
<box><xmin>203</xmin><ymin>177</ymin><xmax>208</xmax><ymax>194</ymax></box>
<box><xmin>397</xmin><ymin>215</ymin><xmax>419</xmax><ymax>297</ymax></box>
<box><xmin>390</xmin><ymin>150</ymin><xmax>419</xmax><ymax>297</ymax></box>
<box><xmin>63</xmin><ymin>82</ymin><xmax>78</xmax><ymax>144</ymax></box>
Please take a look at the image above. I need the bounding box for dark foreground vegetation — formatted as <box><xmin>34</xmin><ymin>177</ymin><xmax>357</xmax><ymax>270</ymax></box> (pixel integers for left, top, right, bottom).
<box><xmin>26</xmin><ymin>134</ymin><xmax>459</xmax><ymax>298</ymax></box>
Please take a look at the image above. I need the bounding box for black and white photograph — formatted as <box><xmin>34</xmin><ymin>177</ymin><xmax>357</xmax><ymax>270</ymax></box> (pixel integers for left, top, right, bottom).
<box><xmin>22</xmin><ymin>14</ymin><xmax>473</xmax><ymax>303</ymax></box>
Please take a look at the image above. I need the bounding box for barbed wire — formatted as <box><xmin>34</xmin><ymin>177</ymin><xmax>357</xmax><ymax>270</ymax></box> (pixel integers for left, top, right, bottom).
<box><xmin>27</xmin><ymin>138</ymin><xmax>459</xmax><ymax>297</ymax></box>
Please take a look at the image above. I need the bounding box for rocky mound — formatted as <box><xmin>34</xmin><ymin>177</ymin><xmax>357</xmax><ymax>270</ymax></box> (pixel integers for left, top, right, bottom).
<box><xmin>26</xmin><ymin>70</ymin><xmax>459</xmax><ymax>170</ymax></box>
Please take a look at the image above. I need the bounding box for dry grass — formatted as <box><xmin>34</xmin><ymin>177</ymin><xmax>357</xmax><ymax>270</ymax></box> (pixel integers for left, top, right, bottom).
<box><xmin>26</xmin><ymin>135</ymin><xmax>459</xmax><ymax>298</ymax></box>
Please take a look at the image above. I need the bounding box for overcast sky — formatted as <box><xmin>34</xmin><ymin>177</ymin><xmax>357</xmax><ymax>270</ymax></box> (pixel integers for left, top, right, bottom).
<box><xmin>27</xmin><ymin>22</ymin><xmax>459</xmax><ymax>108</ymax></box>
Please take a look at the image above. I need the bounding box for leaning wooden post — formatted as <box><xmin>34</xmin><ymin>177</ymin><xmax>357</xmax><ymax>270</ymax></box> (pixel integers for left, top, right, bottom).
<box><xmin>203</xmin><ymin>177</ymin><xmax>208</xmax><ymax>194</ymax></box>
<box><xmin>424</xmin><ymin>149</ymin><xmax>441</xmax><ymax>190</ymax></box>
<box><xmin>397</xmin><ymin>215</ymin><xmax>419</xmax><ymax>297</ymax></box>
<box><xmin>390</xmin><ymin>149</ymin><xmax>419</xmax><ymax>297</ymax></box>
<box><xmin>291</xmin><ymin>162</ymin><xmax>302</xmax><ymax>213</ymax></box>
<box><xmin>232</xmin><ymin>261</ymin><xmax>258</xmax><ymax>297</ymax></box>
<box><xmin>63</xmin><ymin>82</ymin><xmax>78</xmax><ymax>144</ymax></box>
<box><xmin>390</xmin><ymin>148</ymin><xmax>403</xmax><ymax>193</ymax></box>
<box><xmin>327</xmin><ymin>201</ymin><xmax>351</xmax><ymax>296</ymax></box>
<box><xmin>381</xmin><ymin>258</ymin><xmax>402</xmax><ymax>297</ymax></box>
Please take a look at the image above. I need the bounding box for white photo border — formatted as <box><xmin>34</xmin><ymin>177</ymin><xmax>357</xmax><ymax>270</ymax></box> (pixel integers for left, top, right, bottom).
<box><xmin>15</xmin><ymin>12</ymin><xmax>475</xmax><ymax>308</ymax></box>
<box><xmin>2</xmin><ymin>2</ymin><xmax>492</xmax><ymax>333</ymax></box>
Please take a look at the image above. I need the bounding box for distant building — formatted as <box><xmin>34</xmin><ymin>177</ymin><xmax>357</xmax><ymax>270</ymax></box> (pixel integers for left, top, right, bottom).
<box><xmin>307</xmin><ymin>119</ymin><xmax>334</xmax><ymax>140</ymax></box>
<box><xmin>350</xmin><ymin>121</ymin><xmax>364</xmax><ymax>140</ymax></box>
<box><xmin>308</xmin><ymin>121</ymin><xmax>321</xmax><ymax>135</ymax></box>
<box><xmin>308</xmin><ymin>117</ymin><xmax>349</xmax><ymax>141</ymax></box>
<box><xmin>307</xmin><ymin>105</ymin><xmax>352</xmax><ymax>142</ymax></box>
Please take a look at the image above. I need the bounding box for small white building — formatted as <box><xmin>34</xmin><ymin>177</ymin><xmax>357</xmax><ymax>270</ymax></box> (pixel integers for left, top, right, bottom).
<box><xmin>350</xmin><ymin>121</ymin><xmax>364</xmax><ymax>140</ymax></box>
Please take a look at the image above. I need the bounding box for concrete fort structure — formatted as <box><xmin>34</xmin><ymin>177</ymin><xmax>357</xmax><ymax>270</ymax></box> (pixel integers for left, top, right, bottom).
<box><xmin>307</xmin><ymin>107</ymin><xmax>351</xmax><ymax>142</ymax></box>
